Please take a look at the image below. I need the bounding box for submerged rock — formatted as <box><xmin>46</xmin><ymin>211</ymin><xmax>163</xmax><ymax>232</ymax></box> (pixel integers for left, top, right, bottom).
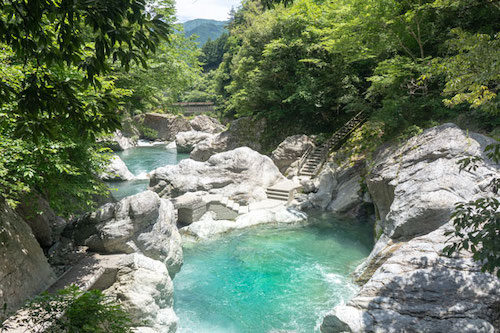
<box><xmin>271</xmin><ymin>134</ymin><xmax>314</xmax><ymax>175</ymax></box>
<box><xmin>175</xmin><ymin>131</ymin><xmax>214</xmax><ymax>153</ymax></box>
<box><xmin>0</xmin><ymin>200</ymin><xmax>56</xmax><ymax>319</ymax></box>
<box><xmin>70</xmin><ymin>191</ymin><xmax>183</xmax><ymax>276</ymax></box>
<box><xmin>149</xmin><ymin>147</ymin><xmax>284</xmax><ymax>204</ymax></box>
<box><xmin>180</xmin><ymin>207</ymin><xmax>307</xmax><ymax>240</ymax></box>
<box><xmin>321</xmin><ymin>124</ymin><xmax>500</xmax><ymax>332</ymax></box>
<box><xmin>100</xmin><ymin>155</ymin><xmax>134</xmax><ymax>181</ymax></box>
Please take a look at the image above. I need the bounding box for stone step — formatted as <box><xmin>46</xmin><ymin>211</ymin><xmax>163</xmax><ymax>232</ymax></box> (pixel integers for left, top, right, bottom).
<box><xmin>221</xmin><ymin>197</ymin><xmax>228</xmax><ymax>205</ymax></box>
<box><xmin>266</xmin><ymin>194</ymin><xmax>288</xmax><ymax>201</ymax></box>
<box><xmin>238</xmin><ymin>206</ymin><xmax>249</xmax><ymax>214</ymax></box>
<box><xmin>265</xmin><ymin>189</ymin><xmax>289</xmax><ymax>196</ymax></box>
<box><xmin>266</xmin><ymin>187</ymin><xmax>289</xmax><ymax>193</ymax></box>
<box><xmin>226</xmin><ymin>199</ymin><xmax>234</xmax><ymax>208</ymax></box>
<box><xmin>232</xmin><ymin>203</ymin><xmax>240</xmax><ymax>211</ymax></box>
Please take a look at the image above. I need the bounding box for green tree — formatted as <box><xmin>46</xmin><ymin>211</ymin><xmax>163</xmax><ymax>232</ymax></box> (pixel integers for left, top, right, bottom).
<box><xmin>0</xmin><ymin>0</ymin><xmax>173</xmax><ymax>214</ymax></box>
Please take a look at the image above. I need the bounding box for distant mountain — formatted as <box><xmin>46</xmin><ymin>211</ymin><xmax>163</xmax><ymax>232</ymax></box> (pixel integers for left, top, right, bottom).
<box><xmin>183</xmin><ymin>19</ymin><xmax>227</xmax><ymax>47</ymax></box>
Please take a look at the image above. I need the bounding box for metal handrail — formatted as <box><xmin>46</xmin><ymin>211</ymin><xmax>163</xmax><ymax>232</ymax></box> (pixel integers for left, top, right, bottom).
<box><xmin>300</xmin><ymin>111</ymin><xmax>367</xmax><ymax>177</ymax></box>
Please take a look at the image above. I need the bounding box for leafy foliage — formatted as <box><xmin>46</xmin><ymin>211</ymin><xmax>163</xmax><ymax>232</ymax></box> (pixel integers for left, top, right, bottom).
<box><xmin>444</xmin><ymin>143</ymin><xmax>500</xmax><ymax>276</ymax></box>
<box><xmin>12</xmin><ymin>286</ymin><xmax>132</xmax><ymax>332</ymax></box>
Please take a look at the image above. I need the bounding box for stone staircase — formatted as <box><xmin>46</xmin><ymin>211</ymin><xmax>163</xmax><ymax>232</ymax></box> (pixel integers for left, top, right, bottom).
<box><xmin>265</xmin><ymin>179</ymin><xmax>302</xmax><ymax>203</ymax></box>
<box><xmin>298</xmin><ymin>111</ymin><xmax>367</xmax><ymax>178</ymax></box>
<box><xmin>219</xmin><ymin>196</ymin><xmax>249</xmax><ymax>215</ymax></box>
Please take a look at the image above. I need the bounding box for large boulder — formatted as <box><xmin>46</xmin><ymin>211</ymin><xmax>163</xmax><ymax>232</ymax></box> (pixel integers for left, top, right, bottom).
<box><xmin>367</xmin><ymin>123</ymin><xmax>496</xmax><ymax>239</ymax></box>
<box><xmin>103</xmin><ymin>130</ymin><xmax>138</xmax><ymax>151</ymax></box>
<box><xmin>135</xmin><ymin>113</ymin><xmax>192</xmax><ymax>141</ymax></box>
<box><xmin>15</xmin><ymin>194</ymin><xmax>67</xmax><ymax>248</ymax></box>
<box><xmin>105</xmin><ymin>253</ymin><xmax>177</xmax><ymax>333</ymax></box>
<box><xmin>175</xmin><ymin>131</ymin><xmax>214</xmax><ymax>153</ymax></box>
<box><xmin>321</xmin><ymin>124</ymin><xmax>500</xmax><ymax>332</ymax></box>
<box><xmin>99</xmin><ymin>155</ymin><xmax>134</xmax><ymax>181</ymax></box>
<box><xmin>190</xmin><ymin>117</ymin><xmax>267</xmax><ymax>161</ymax></box>
<box><xmin>189</xmin><ymin>115</ymin><xmax>225</xmax><ymax>134</ymax></box>
<box><xmin>0</xmin><ymin>200</ymin><xmax>56</xmax><ymax>319</ymax></box>
<box><xmin>271</xmin><ymin>135</ymin><xmax>314</xmax><ymax>174</ymax></box>
<box><xmin>149</xmin><ymin>147</ymin><xmax>284</xmax><ymax>204</ymax></box>
<box><xmin>69</xmin><ymin>191</ymin><xmax>183</xmax><ymax>276</ymax></box>
<box><xmin>301</xmin><ymin>162</ymin><xmax>365</xmax><ymax>218</ymax></box>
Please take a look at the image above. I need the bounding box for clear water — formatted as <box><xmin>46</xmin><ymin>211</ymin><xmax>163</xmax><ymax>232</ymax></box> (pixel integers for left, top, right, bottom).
<box><xmin>174</xmin><ymin>213</ymin><xmax>374</xmax><ymax>333</ymax></box>
<box><xmin>107</xmin><ymin>145</ymin><xmax>189</xmax><ymax>200</ymax></box>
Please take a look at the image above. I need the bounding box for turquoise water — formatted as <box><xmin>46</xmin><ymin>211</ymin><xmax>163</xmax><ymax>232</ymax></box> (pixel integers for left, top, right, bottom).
<box><xmin>174</xmin><ymin>214</ymin><xmax>373</xmax><ymax>333</ymax></box>
<box><xmin>107</xmin><ymin>145</ymin><xmax>189</xmax><ymax>200</ymax></box>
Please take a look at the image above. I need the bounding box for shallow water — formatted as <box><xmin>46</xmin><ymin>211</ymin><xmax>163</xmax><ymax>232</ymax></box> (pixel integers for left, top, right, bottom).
<box><xmin>107</xmin><ymin>145</ymin><xmax>189</xmax><ymax>200</ymax></box>
<box><xmin>174</xmin><ymin>213</ymin><xmax>373</xmax><ymax>333</ymax></box>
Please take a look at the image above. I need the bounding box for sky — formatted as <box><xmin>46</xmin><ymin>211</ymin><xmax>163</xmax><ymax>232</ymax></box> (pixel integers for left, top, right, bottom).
<box><xmin>175</xmin><ymin>0</ymin><xmax>242</xmax><ymax>22</ymax></box>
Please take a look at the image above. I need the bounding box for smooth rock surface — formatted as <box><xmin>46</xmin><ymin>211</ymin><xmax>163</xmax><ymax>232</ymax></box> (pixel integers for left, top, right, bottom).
<box><xmin>190</xmin><ymin>117</ymin><xmax>267</xmax><ymax>161</ymax></box>
<box><xmin>271</xmin><ymin>134</ymin><xmax>314</xmax><ymax>174</ymax></box>
<box><xmin>189</xmin><ymin>115</ymin><xmax>225</xmax><ymax>134</ymax></box>
<box><xmin>150</xmin><ymin>147</ymin><xmax>284</xmax><ymax>203</ymax></box>
<box><xmin>321</xmin><ymin>124</ymin><xmax>500</xmax><ymax>332</ymax></box>
<box><xmin>175</xmin><ymin>131</ymin><xmax>214</xmax><ymax>153</ymax></box>
<box><xmin>135</xmin><ymin>113</ymin><xmax>192</xmax><ymax>141</ymax></box>
<box><xmin>104</xmin><ymin>130</ymin><xmax>138</xmax><ymax>151</ymax></box>
<box><xmin>100</xmin><ymin>155</ymin><xmax>135</xmax><ymax>181</ymax></box>
<box><xmin>0</xmin><ymin>201</ymin><xmax>56</xmax><ymax>319</ymax></box>
<box><xmin>367</xmin><ymin>123</ymin><xmax>497</xmax><ymax>239</ymax></box>
<box><xmin>70</xmin><ymin>191</ymin><xmax>183</xmax><ymax>276</ymax></box>
<box><xmin>304</xmin><ymin>162</ymin><xmax>364</xmax><ymax>217</ymax></box>
<box><xmin>105</xmin><ymin>253</ymin><xmax>177</xmax><ymax>333</ymax></box>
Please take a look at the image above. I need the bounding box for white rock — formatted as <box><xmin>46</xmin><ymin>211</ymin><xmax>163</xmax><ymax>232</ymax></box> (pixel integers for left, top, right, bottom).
<box><xmin>180</xmin><ymin>206</ymin><xmax>307</xmax><ymax>240</ymax></box>
<box><xmin>190</xmin><ymin>117</ymin><xmax>266</xmax><ymax>162</ymax></box>
<box><xmin>175</xmin><ymin>131</ymin><xmax>214</xmax><ymax>153</ymax></box>
<box><xmin>71</xmin><ymin>191</ymin><xmax>183</xmax><ymax>276</ymax></box>
<box><xmin>271</xmin><ymin>134</ymin><xmax>314</xmax><ymax>174</ymax></box>
<box><xmin>0</xmin><ymin>201</ymin><xmax>56</xmax><ymax>319</ymax></box>
<box><xmin>150</xmin><ymin>147</ymin><xmax>284</xmax><ymax>204</ymax></box>
<box><xmin>100</xmin><ymin>155</ymin><xmax>134</xmax><ymax>181</ymax></box>
<box><xmin>321</xmin><ymin>124</ymin><xmax>500</xmax><ymax>332</ymax></box>
<box><xmin>189</xmin><ymin>115</ymin><xmax>225</xmax><ymax>134</ymax></box>
<box><xmin>105</xmin><ymin>253</ymin><xmax>177</xmax><ymax>333</ymax></box>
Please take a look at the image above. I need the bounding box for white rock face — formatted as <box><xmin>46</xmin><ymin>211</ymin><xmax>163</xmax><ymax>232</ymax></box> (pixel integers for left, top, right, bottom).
<box><xmin>150</xmin><ymin>147</ymin><xmax>284</xmax><ymax>204</ymax></box>
<box><xmin>271</xmin><ymin>134</ymin><xmax>314</xmax><ymax>174</ymax></box>
<box><xmin>175</xmin><ymin>131</ymin><xmax>214</xmax><ymax>153</ymax></box>
<box><xmin>105</xmin><ymin>253</ymin><xmax>177</xmax><ymax>333</ymax></box>
<box><xmin>100</xmin><ymin>155</ymin><xmax>135</xmax><ymax>181</ymax></box>
<box><xmin>189</xmin><ymin>115</ymin><xmax>225</xmax><ymax>134</ymax></box>
<box><xmin>301</xmin><ymin>163</ymin><xmax>364</xmax><ymax>217</ymax></box>
<box><xmin>0</xmin><ymin>201</ymin><xmax>56</xmax><ymax>319</ymax></box>
<box><xmin>321</xmin><ymin>124</ymin><xmax>500</xmax><ymax>333</ymax></box>
<box><xmin>367</xmin><ymin>123</ymin><xmax>497</xmax><ymax>239</ymax></box>
<box><xmin>106</xmin><ymin>130</ymin><xmax>138</xmax><ymax>151</ymax></box>
<box><xmin>190</xmin><ymin>117</ymin><xmax>266</xmax><ymax>162</ymax></box>
<box><xmin>135</xmin><ymin>113</ymin><xmax>192</xmax><ymax>141</ymax></box>
<box><xmin>180</xmin><ymin>207</ymin><xmax>307</xmax><ymax>240</ymax></box>
<box><xmin>71</xmin><ymin>191</ymin><xmax>183</xmax><ymax>276</ymax></box>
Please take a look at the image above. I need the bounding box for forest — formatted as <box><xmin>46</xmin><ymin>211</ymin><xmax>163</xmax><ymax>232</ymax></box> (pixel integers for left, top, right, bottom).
<box><xmin>0</xmin><ymin>0</ymin><xmax>498</xmax><ymax>215</ymax></box>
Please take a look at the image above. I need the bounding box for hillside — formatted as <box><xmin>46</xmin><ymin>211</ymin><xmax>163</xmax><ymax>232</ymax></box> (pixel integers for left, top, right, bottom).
<box><xmin>183</xmin><ymin>19</ymin><xmax>227</xmax><ymax>46</ymax></box>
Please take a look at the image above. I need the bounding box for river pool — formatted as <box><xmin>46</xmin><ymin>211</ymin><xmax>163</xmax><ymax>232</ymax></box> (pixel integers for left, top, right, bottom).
<box><xmin>107</xmin><ymin>145</ymin><xmax>189</xmax><ymax>200</ymax></box>
<box><xmin>174</xmin><ymin>213</ymin><xmax>373</xmax><ymax>333</ymax></box>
